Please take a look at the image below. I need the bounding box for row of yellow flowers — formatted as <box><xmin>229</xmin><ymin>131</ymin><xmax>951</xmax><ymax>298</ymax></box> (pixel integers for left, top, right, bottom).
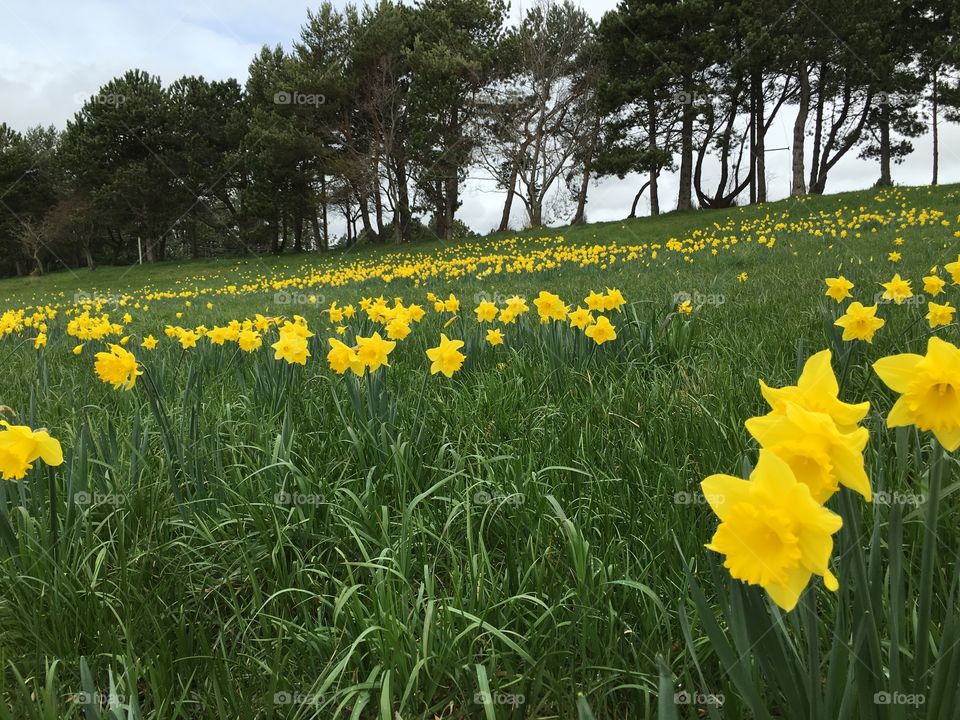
<box><xmin>826</xmin><ymin>255</ymin><xmax>960</xmax><ymax>343</ymax></box>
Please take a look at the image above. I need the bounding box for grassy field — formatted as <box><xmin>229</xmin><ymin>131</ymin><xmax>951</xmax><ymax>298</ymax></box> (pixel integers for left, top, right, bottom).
<box><xmin>1</xmin><ymin>184</ymin><xmax>959</xmax><ymax>719</ymax></box>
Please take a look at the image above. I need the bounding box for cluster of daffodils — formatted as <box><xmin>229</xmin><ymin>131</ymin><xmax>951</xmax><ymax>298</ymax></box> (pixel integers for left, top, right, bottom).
<box><xmin>0</xmin><ymin>417</ymin><xmax>64</xmax><ymax>481</ymax></box>
<box><xmin>701</xmin><ymin>351</ymin><xmax>870</xmax><ymax>610</ymax></box>
<box><xmin>703</xmin><ymin>332</ymin><xmax>960</xmax><ymax>611</ymax></box>
<box><xmin>827</xmin><ymin>255</ymin><xmax>960</xmax><ymax>342</ymax></box>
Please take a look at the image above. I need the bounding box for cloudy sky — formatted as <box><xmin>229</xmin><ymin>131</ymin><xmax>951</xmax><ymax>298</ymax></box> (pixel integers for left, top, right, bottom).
<box><xmin>2</xmin><ymin>0</ymin><xmax>957</xmax><ymax>234</ymax></box>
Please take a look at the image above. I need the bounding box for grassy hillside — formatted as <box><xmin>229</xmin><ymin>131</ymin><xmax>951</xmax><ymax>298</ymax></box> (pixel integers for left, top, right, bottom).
<box><xmin>1</xmin><ymin>184</ymin><xmax>959</xmax><ymax>718</ymax></box>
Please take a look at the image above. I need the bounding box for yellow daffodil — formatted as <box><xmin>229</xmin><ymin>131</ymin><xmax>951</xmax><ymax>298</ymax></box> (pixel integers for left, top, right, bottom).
<box><xmin>326</xmin><ymin>338</ymin><xmax>364</xmax><ymax>375</ymax></box>
<box><xmin>141</xmin><ymin>335</ymin><xmax>157</xmax><ymax>350</ymax></box>
<box><xmin>271</xmin><ymin>334</ymin><xmax>310</xmax><ymax>365</ymax></box>
<box><xmin>0</xmin><ymin>421</ymin><xmax>64</xmax><ymax>480</ymax></box>
<box><xmin>923</xmin><ymin>275</ymin><xmax>946</xmax><ymax>296</ymax></box>
<box><xmin>758</xmin><ymin>350</ymin><xmax>869</xmax><ymax>434</ymax></box>
<box><xmin>474</xmin><ymin>300</ymin><xmax>498</xmax><ymax>323</ymax></box>
<box><xmin>584</xmin><ymin>315</ymin><xmax>617</xmax><ymax>345</ymax></box>
<box><xmin>355</xmin><ymin>332</ymin><xmax>395</xmax><ymax>372</ymax></box>
<box><xmin>703</xmin><ymin>450</ymin><xmax>842</xmax><ymax>611</ymax></box>
<box><xmin>834</xmin><ymin>302</ymin><xmax>885</xmax><ymax>343</ymax></box>
<box><xmin>880</xmin><ymin>273</ymin><xmax>913</xmax><ymax>305</ymax></box>
<box><xmin>824</xmin><ymin>276</ymin><xmax>854</xmax><ymax>303</ymax></box>
<box><xmin>426</xmin><ymin>333</ymin><xmax>466</xmax><ymax>377</ymax></box>
<box><xmin>746</xmin><ymin>401</ymin><xmax>871</xmax><ymax>503</ymax></box>
<box><xmin>873</xmin><ymin>336</ymin><xmax>960</xmax><ymax>450</ymax></box>
<box><xmin>94</xmin><ymin>344</ymin><xmax>142</xmax><ymax>390</ymax></box>
<box><xmin>926</xmin><ymin>301</ymin><xmax>955</xmax><ymax>329</ymax></box>
<box><xmin>237</xmin><ymin>330</ymin><xmax>262</xmax><ymax>352</ymax></box>
<box><xmin>486</xmin><ymin>328</ymin><xmax>504</xmax><ymax>346</ymax></box>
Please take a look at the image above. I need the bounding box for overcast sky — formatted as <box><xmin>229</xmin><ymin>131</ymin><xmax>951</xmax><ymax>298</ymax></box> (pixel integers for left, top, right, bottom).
<box><xmin>2</xmin><ymin>0</ymin><xmax>957</xmax><ymax>234</ymax></box>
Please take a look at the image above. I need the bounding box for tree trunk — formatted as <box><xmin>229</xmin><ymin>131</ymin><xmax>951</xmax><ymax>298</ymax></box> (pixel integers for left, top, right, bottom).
<box><xmin>677</xmin><ymin>86</ymin><xmax>694</xmax><ymax>211</ymax></box>
<box><xmin>499</xmin><ymin>166</ymin><xmax>518</xmax><ymax>232</ymax></box>
<box><xmin>572</xmin><ymin>115</ymin><xmax>600</xmax><ymax>226</ymax></box>
<box><xmin>394</xmin><ymin>159</ymin><xmax>412</xmax><ymax>243</ymax></box>
<box><xmin>809</xmin><ymin>64</ymin><xmax>827</xmax><ymax>194</ymax></box>
<box><xmin>648</xmin><ymin>99</ymin><xmax>660</xmax><ymax>216</ymax></box>
<box><xmin>755</xmin><ymin>74</ymin><xmax>767</xmax><ymax>203</ymax></box>
<box><xmin>293</xmin><ymin>211</ymin><xmax>304</xmax><ymax>252</ymax></box>
<box><xmin>791</xmin><ymin>64</ymin><xmax>809</xmax><ymax>196</ymax></box>
<box><xmin>444</xmin><ymin>174</ymin><xmax>458</xmax><ymax>239</ymax></box>
<box><xmin>932</xmin><ymin>69</ymin><xmax>939</xmax><ymax>186</ymax></box>
<box><xmin>320</xmin><ymin>174</ymin><xmax>329</xmax><ymax>248</ymax></box>
<box><xmin>878</xmin><ymin>101</ymin><xmax>892</xmax><ymax>187</ymax></box>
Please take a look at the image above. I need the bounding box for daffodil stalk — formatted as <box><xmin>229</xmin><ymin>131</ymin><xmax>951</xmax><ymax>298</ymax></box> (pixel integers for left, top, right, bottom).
<box><xmin>914</xmin><ymin>438</ymin><xmax>945</xmax><ymax>678</ymax></box>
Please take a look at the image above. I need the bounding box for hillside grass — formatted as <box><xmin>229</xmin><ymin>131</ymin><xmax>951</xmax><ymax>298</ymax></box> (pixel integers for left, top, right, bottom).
<box><xmin>1</xmin><ymin>184</ymin><xmax>959</xmax><ymax>718</ymax></box>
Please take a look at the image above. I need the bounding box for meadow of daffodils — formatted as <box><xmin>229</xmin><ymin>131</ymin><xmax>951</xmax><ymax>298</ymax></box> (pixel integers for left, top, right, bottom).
<box><xmin>1</xmin><ymin>185</ymin><xmax>959</xmax><ymax>718</ymax></box>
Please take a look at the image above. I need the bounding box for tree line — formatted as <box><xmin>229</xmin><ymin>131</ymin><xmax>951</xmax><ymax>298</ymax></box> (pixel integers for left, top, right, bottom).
<box><xmin>1</xmin><ymin>0</ymin><xmax>957</xmax><ymax>277</ymax></box>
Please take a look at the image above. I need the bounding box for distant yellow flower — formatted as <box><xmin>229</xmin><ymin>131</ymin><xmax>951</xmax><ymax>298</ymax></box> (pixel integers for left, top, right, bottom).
<box><xmin>873</xmin><ymin>336</ymin><xmax>960</xmax><ymax>450</ymax></box>
<box><xmin>888</xmin><ymin>251</ymin><xmax>902</xmax><ymax>262</ymax></box>
<box><xmin>880</xmin><ymin>273</ymin><xmax>913</xmax><ymax>305</ymax></box>
<box><xmin>486</xmin><ymin>328</ymin><xmax>504</xmax><ymax>346</ymax></box>
<box><xmin>702</xmin><ymin>450</ymin><xmax>842</xmax><ymax>611</ymax></box>
<box><xmin>356</xmin><ymin>332</ymin><xmax>395</xmax><ymax>372</ymax></box>
<box><xmin>584</xmin><ymin>291</ymin><xmax>606</xmax><ymax>312</ymax></box>
<box><xmin>834</xmin><ymin>302</ymin><xmax>885</xmax><ymax>343</ymax></box>
<box><xmin>326</xmin><ymin>338</ymin><xmax>364</xmax><ymax>375</ymax></box>
<box><xmin>584</xmin><ymin>315</ymin><xmax>617</xmax><ymax>345</ymax></box>
<box><xmin>738</xmin><ymin>272</ymin><xmax>748</xmax><ymax>283</ymax></box>
<box><xmin>34</xmin><ymin>333</ymin><xmax>47</xmax><ymax>349</ymax></box>
<box><xmin>179</xmin><ymin>330</ymin><xmax>199</xmax><ymax>349</ymax></box>
<box><xmin>678</xmin><ymin>300</ymin><xmax>693</xmax><ymax>315</ymax></box>
<box><xmin>944</xmin><ymin>256</ymin><xmax>960</xmax><ymax>284</ymax></box>
<box><xmin>94</xmin><ymin>344</ymin><xmax>141</xmax><ymax>390</ymax></box>
<box><xmin>568</xmin><ymin>306</ymin><xmax>594</xmax><ymax>330</ymax></box>
<box><xmin>72</xmin><ymin>344</ymin><xmax>84</xmax><ymax>355</ymax></box>
<box><xmin>237</xmin><ymin>330</ymin><xmax>262</xmax><ymax>352</ymax></box>
<box><xmin>603</xmin><ymin>288</ymin><xmax>626</xmax><ymax>311</ymax></box>
<box><xmin>386</xmin><ymin>319</ymin><xmax>411</xmax><ymax>340</ymax></box>
<box><xmin>141</xmin><ymin>335</ymin><xmax>158</xmax><ymax>350</ymax></box>
<box><xmin>271</xmin><ymin>334</ymin><xmax>309</xmax><ymax>365</ymax></box>
<box><xmin>474</xmin><ymin>300</ymin><xmax>498</xmax><ymax>323</ymax></box>
<box><xmin>426</xmin><ymin>333</ymin><xmax>466</xmax><ymax>377</ymax></box>
<box><xmin>534</xmin><ymin>291</ymin><xmax>568</xmax><ymax>321</ymax></box>
<box><xmin>924</xmin><ymin>274</ymin><xmax>946</xmax><ymax>296</ymax></box>
<box><xmin>926</xmin><ymin>301</ymin><xmax>955</xmax><ymax>329</ymax></box>
<box><xmin>443</xmin><ymin>294</ymin><xmax>460</xmax><ymax>313</ymax></box>
<box><xmin>0</xmin><ymin>421</ymin><xmax>64</xmax><ymax>480</ymax></box>
<box><xmin>824</xmin><ymin>276</ymin><xmax>854</xmax><ymax>303</ymax></box>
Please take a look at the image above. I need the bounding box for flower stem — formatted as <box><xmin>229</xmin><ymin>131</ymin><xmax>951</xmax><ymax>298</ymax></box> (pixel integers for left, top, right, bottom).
<box><xmin>914</xmin><ymin>438</ymin><xmax>945</xmax><ymax>680</ymax></box>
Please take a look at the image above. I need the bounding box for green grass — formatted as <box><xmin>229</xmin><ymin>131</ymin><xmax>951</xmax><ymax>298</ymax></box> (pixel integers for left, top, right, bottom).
<box><xmin>1</xmin><ymin>184</ymin><xmax>959</xmax><ymax>718</ymax></box>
